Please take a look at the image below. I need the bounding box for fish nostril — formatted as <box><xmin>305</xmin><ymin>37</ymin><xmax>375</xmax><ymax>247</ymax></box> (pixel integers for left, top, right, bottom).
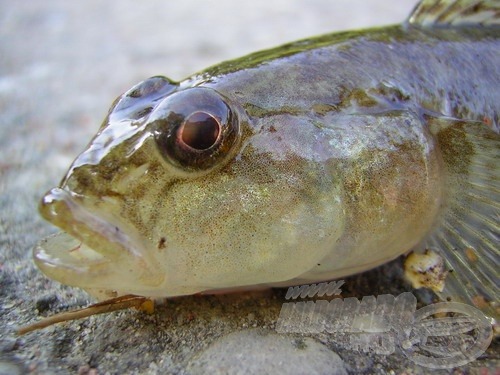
<box><xmin>132</xmin><ymin>106</ymin><xmax>153</xmax><ymax>120</ymax></box>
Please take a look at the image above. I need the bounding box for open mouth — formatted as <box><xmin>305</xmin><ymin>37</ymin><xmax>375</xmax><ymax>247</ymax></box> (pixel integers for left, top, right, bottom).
<box><xmin>34</xmin><ymin>187</ymin><xmax>163</xmax><ymax>290</ymax></box>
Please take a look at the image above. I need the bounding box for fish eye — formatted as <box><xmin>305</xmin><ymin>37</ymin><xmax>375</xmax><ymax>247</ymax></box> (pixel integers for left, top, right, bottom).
<box><xmin>178</xmin><ymin>111</ymin><xmax>221</xmax><ymax>151</ymax></box>
<box><xmin>152</xmin><ymin>88</ymin><xmax>239</xmax><ymax>171</ymax></box>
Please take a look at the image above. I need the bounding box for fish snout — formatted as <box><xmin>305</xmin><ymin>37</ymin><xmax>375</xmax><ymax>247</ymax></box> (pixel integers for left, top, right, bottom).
<box><xmin>36</xmin><ymin>187</ymin><xmax>166</xmax><ymax>295</ymax></box>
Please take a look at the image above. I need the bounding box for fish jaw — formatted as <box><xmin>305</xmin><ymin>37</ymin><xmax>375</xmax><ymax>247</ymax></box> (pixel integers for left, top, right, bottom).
<box><xmin>34</xmin><ymin>187</ymin><xmax>166</xmax><ymax>296</ymax></box>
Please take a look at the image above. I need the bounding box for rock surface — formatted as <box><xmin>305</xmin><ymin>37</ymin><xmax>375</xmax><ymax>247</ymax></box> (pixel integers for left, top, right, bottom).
<box><xmin>0</xmin><ymin>1</ymin><xmax>498</xmax><ymax>374</ymax></box>
<box><xmin>186</xmin><ymin>329</ymin><xmax>347</xmax><ymax>375</ymax></box>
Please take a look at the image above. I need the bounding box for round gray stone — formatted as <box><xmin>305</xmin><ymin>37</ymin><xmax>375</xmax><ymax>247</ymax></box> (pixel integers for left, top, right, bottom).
<box><xmin>186</xmin><ymin>329</ymin><xmax>347</xmax><ymax>375</ymax></box>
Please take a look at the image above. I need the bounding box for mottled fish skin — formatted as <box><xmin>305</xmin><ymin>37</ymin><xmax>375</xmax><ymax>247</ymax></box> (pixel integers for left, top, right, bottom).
<box><xmin>195</xmin><ymin>26</ymin><xmax>498</xmax><ymax>131</ymax></box>
<box><xmin>34</xmin><ymin>2</ymin><xmax>498</xmax><ymax>317</ymax></box>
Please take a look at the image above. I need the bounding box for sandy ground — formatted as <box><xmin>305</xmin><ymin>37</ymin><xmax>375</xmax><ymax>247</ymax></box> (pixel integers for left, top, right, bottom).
<box><xmin>0</xmin><ymin>1</ymin><xmax>498</xmax><ymax>374</ymax></box>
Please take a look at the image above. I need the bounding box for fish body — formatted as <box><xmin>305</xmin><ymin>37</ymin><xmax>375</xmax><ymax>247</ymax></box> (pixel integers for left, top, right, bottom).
<box><xmin>35</xmin><ymin>1</ymin><xmax>499</xmax><ymax>318</ymax></box>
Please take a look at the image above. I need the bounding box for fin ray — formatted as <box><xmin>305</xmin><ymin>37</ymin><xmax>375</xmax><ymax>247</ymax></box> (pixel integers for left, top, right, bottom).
<box><xmin>418</xmin><ymin>119</ymin><xmax>499</xmax><ymax>321</ymax></box>
<box><xmin>408</xmin><ymin>0</ymin><xmax>500</xmax><ymax>27</ymax></box>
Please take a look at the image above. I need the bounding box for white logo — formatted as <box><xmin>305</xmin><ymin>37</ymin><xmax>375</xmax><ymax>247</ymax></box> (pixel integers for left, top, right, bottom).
<box><xmin>276</xmin><ymin>285</ymin><xmax>493</xmax><ymax>369</ymax></box>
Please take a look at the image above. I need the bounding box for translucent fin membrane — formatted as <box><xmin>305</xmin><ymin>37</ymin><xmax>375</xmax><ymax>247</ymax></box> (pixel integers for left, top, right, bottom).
<box><xmin>423</xmin><ymin>119</ymin><xmax>499</xmax><ymax>321</ymax></box>
<box><xmin>408</xmin><ymin>0</ymin><xmax>500</xmax><ymax>27</ymax></box>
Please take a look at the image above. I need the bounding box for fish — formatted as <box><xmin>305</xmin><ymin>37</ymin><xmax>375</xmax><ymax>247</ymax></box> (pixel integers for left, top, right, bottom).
<box><xmin>33</xmin><ymin>0</ymin><xmax>499</xmax><ymax>325</ymax></box>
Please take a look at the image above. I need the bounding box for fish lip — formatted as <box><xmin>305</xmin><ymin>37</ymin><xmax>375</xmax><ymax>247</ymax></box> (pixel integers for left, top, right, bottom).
<box><xmin>34</xmin><ymin>231</ymin><xmax>109</xmax><ymax>276</ymax></box>
<box><xmin>40</xmin><ymin>187</ymin><xmax>154</xmax><ymax>268</ymax></box>
<box><xmin>36</xmin><ymin>187</ymin><xmax>164</xmax><ymax>287</ymax></box>
<box><xmin>38</xmin><ymin>187</ymin><xmax>137</xmax><ymax>258</ymax></box>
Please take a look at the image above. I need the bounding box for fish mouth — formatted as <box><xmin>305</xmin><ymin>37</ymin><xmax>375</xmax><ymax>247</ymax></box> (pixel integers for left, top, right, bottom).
<box><xmin>34</xmin><ymin>187</ymin><xmax>164</xmax><ymax>292</ymax></box>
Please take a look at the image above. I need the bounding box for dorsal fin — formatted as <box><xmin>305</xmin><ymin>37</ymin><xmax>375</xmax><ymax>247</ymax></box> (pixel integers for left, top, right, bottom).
<box><xmin>408</xmin><ymin>0</ymin><xmax>500</xmax><ymax>27</ymax></box>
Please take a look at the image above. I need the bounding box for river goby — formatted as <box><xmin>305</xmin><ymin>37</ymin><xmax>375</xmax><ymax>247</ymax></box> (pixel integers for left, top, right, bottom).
<box><xmin>34</xmin><ymin>0</ymin><xmax>499</xmax><ymax>323</ymax></box>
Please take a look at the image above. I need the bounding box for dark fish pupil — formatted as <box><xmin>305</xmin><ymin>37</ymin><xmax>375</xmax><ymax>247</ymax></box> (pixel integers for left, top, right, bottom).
<box><xmin>180</xmin><ymin>111</ymin><xmax>220</xmax><ymax>150</ymax></box>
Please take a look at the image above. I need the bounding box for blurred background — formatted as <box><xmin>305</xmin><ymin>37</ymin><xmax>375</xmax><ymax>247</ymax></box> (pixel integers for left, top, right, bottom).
<box><xmin>0</xmin><ymin>0</ymin><xmax>417</xmax><ymax>159</ymax></box>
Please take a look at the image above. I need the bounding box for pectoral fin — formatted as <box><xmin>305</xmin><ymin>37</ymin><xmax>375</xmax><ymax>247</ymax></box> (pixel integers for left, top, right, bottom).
<box><xmin>412</xmin><ymin>117</ymin><xmax>499</xmax><ymax>322</ymax></box>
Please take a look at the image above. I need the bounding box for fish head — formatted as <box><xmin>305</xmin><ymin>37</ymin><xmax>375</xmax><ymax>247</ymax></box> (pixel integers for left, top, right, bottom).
<box><xmin>35</xmin><ymin>76</ymin><xmax>344</xmax><ymax>298</ymax></box>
